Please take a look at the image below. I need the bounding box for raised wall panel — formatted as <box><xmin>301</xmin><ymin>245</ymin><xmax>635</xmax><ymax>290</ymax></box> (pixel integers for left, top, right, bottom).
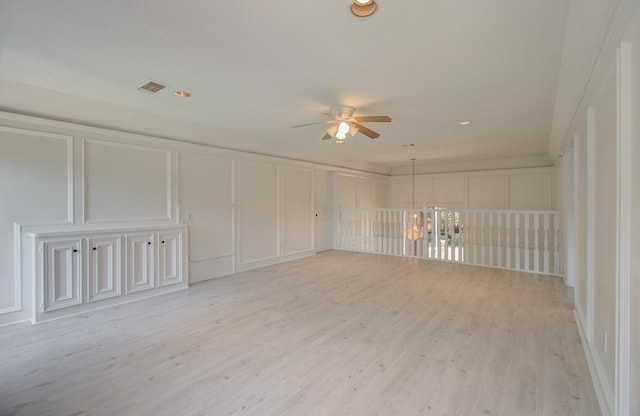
<box><xmin>281</xmin><ymin>167</ymin><xmax>313</xmax><ymax>256</ymax></box>
<box><xmin>630</xmin><ymin>31</ymin><xmax>640</xmax><ymax>416</ymax></box>
<box><xmin>237</xmin><ymin>161</ymin><xmax>278</xmax><ymax>265</ymax></box>
<box><xmin>315</xmin><ymin>171</ymin><xmax>333</xmax><ymax>252</ymax></box>
<box><xmin>433</xmin><ymin>176</ymin><xmax>466</xmax><ymax>208</ymax></box>
<box><xmin>574</xmin><ymin>132</ymin><xmax>588</xmax><ymax>326</ymax></box>
<box><xmin>178</xmin><ymin>153</ymin><xmax>233</xmax><ymax>208</ymax></box>
<box><xmin>468</xmin><ymin>175</ymin><xmax>506</xmax><ymax>209</ymax></box>
<box><xmin>43</xmin><ymin>239</ymin><xmax>82</xmax><ymax>311</ymax></box>
<box><xmin>126</xmin><ymin>233</ymin><xmax>155</xmax><ymax>293</ymax></box>
<box><xmin>84</xmin><ymin>139</ymin><xmax>170</xmax><ymax>222</ymax></box>
<box><xmin>158</xmin><ymin>231</ymin><xmax>183</xmax><ymax>287</ymax></box>
<box><xmin>178</xmin><ymin>152</ymin><xmax>233</xmax><ymax>280</ymax></box>
<box><xmin>0</xmin><ymin>126</ymin><xmax>71</xmax><ymax>314</ymax></box>
<box><xmin>508</xmin><ymin>172</ymin><xmax>553</xmax><ymax>210</ymax></box>
<box><xmin>591</xmin><ymin>72</ymin><xmax>617</xmax><ymax>394</ymax></box>
<box><xmin>87</xmin><ymin>236</ymin><xmax>121</xmax><ymax>302</ymax></box>
<box><xmin>336</xmin><ymin>173</ymin><xmax>357</xmax><ymax>208</ymax></box>
<box><xmin>357</xmin><ymin>177</ymin><xmax>375</xmax><ymax>208</ymax></box>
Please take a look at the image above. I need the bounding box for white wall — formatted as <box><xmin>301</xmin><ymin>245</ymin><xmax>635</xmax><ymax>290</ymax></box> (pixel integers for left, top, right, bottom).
<box><xmin>0</xmin><ymin>112</ymin><xmax>389</xmax><ymax>326</ymax></box>
<box><xmin>0</xmin><ymin>127</ymin><xmax>72</xmax><ymax>317</ymax></box>
<box><xmin>388</xmin><ymin>168</ymin><xmax>555</xmax><ymax>210</ymax></box>
<box><xmin>178</xmin><ymin>153</ymin><xmax>234</xmax><ymax>282</ymax></box>
<box><xmin>630</xmin><ymin>23</ymin><xmax>640</xmax><ymax>416</ymax></box>
<box><xmin>335</xmin><ymin>172</ymin><xmax>388</xmax><ymax>208</ymax></box>
<box><xmin>555</xmin><ymin>4</ymin><xmax>640</xmax><ymax>414</ymax></box>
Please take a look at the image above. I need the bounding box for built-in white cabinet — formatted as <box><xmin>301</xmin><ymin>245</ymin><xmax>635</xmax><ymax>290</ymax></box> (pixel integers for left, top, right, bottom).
<box><xmin>42</xmin><ymin>238</ymin><xmax>82</xmax><ymax>312</ymax></box>
<box><xmin>158</xmin><ymin>231</ymin><xmax>183</xmax><ymax>287</ymax></box>
<box><xmin>87</xmin><ymin>235</ymin><xmax>122</xmax><ymax>303</ymax></box>
<box><xmin>32</xmin><ymin>225</ymin><xmax>187</xmax><ymax>322</ymax></box>
<box><xmin>126</xmin><ymin>233</ymin><xmax>155</xmax><ymax>293</ymax></box>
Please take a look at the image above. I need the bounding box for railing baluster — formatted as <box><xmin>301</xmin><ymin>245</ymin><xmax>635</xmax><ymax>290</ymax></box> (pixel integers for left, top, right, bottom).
<box><xmin>543</xmin><ymin>213</ymin><xmax>550</xmax><ymax>274</ymax></box>
<box><xmin>554</xmin><ymin>212</ymin><xmax>560</xmax><ymax>274</ymax></box>
<box><xmin>488</xmin><ymin>212</ymin><xmax>494</xmax><ymax>267</ymax></box>
<box><xmin>515</xmin><ymin>213</ymin><xmax>521</xmax><ymax>270</ymax></box>
<box><xmin>462</xmin><ymin>210</ymin><xmax>469</xmax><ymax>263</ymax></box>
<box><xmin>335</xmin><ymin>207</ymin><xmax>561</xmax><ymax>276</ymax></box>
<box><xmin>533</xmin><ymin>213</ymin><xmax>539</xmax><ymax>273</ymax></box>
<box><xmin>524</xmin><ymin>213</ymin><xmax>530</xmax><ymax>271</ymax></box>
<box><xmin>504</xmin><ymin>212</ymin><xmax>511</xmax><ymax>269</ymax></box>
<box><xmin>495</xmin><ymin>212</ymin><xmax>504</xmax><ymax>267</ymax></box>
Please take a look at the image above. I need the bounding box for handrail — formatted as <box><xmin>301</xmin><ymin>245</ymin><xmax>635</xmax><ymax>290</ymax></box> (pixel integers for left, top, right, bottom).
<box><xmin>337</xmin><ymin>207</ymin><xmax>562</xmax><ymax>276</ymax></box>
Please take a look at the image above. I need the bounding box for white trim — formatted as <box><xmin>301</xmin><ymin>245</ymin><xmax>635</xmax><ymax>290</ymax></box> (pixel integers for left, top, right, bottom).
<box><xmin>81</xmin><ymin>138</ymin><xmax>172</xmax><ymax>224</ymax></box>
<box><xmin>575</xmin><ymin>310</ymin><xmax>613</xmax><ymax>416</ymax></box>
<box><xmin>277</xmin><ymin>165</ymin><xmax>282</xmax><ymax>257</ymax></box>
<box><xmin>585</xmin><ymin>107</ymin><xmax>596</xmax><ymax>342</ymax></box>
<box><xmin>615</xmin><ymin>42</ymin><xmax>631</xmax><ymax>416</ymax></box>
<box><xmin>66</xmin><ymin>135</ymin><xmax>74</xmax><ymax>224</ymax></box>
<box><xmin>0</xmin><ymin>110</ymin><xmax>391</xmax><ymax>176</ymax></box>
<box><xmin>0</xmin><ymin>224</ymin><xmax>23</xmax><ymax>315</ymax></box>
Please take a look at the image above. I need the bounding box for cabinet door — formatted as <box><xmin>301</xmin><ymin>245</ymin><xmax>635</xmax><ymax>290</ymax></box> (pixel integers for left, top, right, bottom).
<box><xmin>158</xmin><ymin>231</ymin><xmax>183</xmax><ymax>287</ymax></box>
<box><xmin>87</xmin><ymin>236</ymin><xmax>122</xmax><ymax>302</ymax></box>
<box><xmin>126</xmin><ymin>233</ymin><xmax>155</xmax><ymax>293</ymax></box>
<box><xmin>42</xmin><ymin>239</ymin><xmax>82</xmax><ymax>311</ymax></box>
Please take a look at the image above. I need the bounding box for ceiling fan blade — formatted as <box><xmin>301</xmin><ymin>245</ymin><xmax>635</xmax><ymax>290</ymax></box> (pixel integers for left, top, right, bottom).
<box><xmin>354</xmin><ymin>115</ymin><xmax>392</xmax><ymax>123</ymax></box>
<box><xmin>291</xmin><ymin>121</ymin><xmax>335</xmax><ymax>128</ymax></box>
<box><xmin>322</xmin><ymin>132</ymin><xmax>332</xmax><ymax>140</ymax></box>
<box><xmin>354</xmin><ymin>123</ymin><xmax>380</xmax><ymax>139</ymax></box>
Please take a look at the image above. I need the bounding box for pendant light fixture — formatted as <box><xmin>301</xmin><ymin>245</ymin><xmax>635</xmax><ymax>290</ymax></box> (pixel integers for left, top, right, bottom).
<box><xmin>404</xmin><ymin>158</ymin><xmax>424</xmax><ymax>242</ymax></box>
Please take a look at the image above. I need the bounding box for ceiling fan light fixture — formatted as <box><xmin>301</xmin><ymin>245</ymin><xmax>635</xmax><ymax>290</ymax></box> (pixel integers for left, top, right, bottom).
<box><xmin>351</xmin><ymin>0</ymin><xmax>377</xmax><ymax>17</ymax></box>
<box><xmin>336</xmin><ymin>121</ymin><xmax>350</xmax><ymax>139</ymax></box>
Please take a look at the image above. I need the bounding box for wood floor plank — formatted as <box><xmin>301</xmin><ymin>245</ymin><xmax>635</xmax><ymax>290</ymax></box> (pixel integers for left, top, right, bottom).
<box><xmin>0</xmin><ymin>251</ymin><xmax>600</xmax><ymax>416</ymax></box>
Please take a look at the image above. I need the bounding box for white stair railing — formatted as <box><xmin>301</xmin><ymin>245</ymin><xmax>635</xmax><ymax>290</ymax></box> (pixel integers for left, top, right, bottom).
<box><xmin>337</xmin><ymin>207</ymin><xmax>562</xmax><ymax>276</ymax></box>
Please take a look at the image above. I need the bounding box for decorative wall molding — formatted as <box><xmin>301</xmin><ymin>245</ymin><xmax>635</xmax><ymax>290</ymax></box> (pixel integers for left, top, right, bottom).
<box><xmin>0</xmin><ymin>224</ymin><xmax>23</xmax><ymax>316</ymax></box>
<box><xmin>81</xmin><ymin>138</ymin><xmax>172</xmax><ymax>224</ymax></box>
<box><xmin>615</xmin><ymin>41</ymin><xmax>631</xmax><ymax>416</ymax></box>
<box><xmin>575</xmin><ymin>310</ymin><xmax>613</xmax><ymax>416</ymax></box>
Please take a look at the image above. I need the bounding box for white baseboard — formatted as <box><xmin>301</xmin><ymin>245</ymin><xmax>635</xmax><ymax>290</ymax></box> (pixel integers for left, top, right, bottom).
<box><xmin>574</xmin><ymin>309</ymin><xmax>613</xmax><ymax>416</ymax></box>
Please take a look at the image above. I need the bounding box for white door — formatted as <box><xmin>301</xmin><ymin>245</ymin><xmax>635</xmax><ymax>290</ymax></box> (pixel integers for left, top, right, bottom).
<box><xmin>126</xmin><ymin>233</ymin><xmax>155</xmax><ymax>293</ymax></box>
<box><xmin>87</xmin><ymin>235</ymin><xmax>122</xmax><ymax>302</ymax></box>
<box><xmin>158</xmin><ymin>231</ymin><xmax>183</xmax><ymax>287</ymax></box>
<box><xmin>315</xmin><ymin>171</ymin><xmax>334</xmax><ymax>252</ymax></box>
<box><xmin>42</xmin><ymin>238</ymin><xmax>82</xmax><ymax>311</ymax></box>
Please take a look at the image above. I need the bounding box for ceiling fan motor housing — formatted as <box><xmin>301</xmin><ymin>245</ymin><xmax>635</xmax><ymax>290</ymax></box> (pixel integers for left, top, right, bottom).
<box><xmin>330</xmin><ymin>105</ymin><xmax>355</xmax><ymax>119</ymax></box>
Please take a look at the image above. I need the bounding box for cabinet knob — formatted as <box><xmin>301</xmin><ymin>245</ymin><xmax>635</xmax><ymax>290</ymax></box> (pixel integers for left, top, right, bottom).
<box><xmin>92</xmin><ymin>247</ymin><xmax>97</xmax><ymax>251</ymax></box>
<box><xmin>73</xmin><ymin>249</ymin><xmax>78</xmax><ymax>253</ymax></box>
<box><xmin>148</xmin><ymin>241</ymin><xmax>151</xmax><ymax>245</ymax></box>
<box><xmin>162</xmin><ymin>240</ymin><xmax>165</xmax><ymax>244</ymax></box>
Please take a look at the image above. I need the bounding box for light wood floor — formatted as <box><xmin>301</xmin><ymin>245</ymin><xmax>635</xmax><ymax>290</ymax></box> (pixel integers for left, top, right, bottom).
<box><xmin>0</xmin><ymin>251</ymin><xmax>600</xmax><ymax>416</ymax></box>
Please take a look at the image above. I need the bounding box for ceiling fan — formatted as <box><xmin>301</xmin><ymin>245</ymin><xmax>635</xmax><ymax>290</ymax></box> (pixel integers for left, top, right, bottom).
<box><xmin>291</xmin><ymin>105</ymin><xmax>391</xmax><ymax>141</ymax></box>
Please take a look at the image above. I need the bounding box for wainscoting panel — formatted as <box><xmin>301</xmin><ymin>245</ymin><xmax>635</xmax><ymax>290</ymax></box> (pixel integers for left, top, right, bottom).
<box><xmin>83</xmin><ymin>139</ymin><xmax>171</xmax><ymax>223</ymax></box>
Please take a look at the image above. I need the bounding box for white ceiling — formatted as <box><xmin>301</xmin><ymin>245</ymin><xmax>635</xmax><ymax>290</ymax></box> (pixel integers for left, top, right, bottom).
<box><xmin>0</xmin><ymin>0</ymin><xmax>617</xmax><ymax>174</ymax></box>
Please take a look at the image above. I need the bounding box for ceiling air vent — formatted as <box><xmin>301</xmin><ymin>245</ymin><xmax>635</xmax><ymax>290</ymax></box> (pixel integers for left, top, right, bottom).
<box><xmin>138</xmin><ymin>81</ymin><xmax>167</xmax><ymax>94</ymax></box>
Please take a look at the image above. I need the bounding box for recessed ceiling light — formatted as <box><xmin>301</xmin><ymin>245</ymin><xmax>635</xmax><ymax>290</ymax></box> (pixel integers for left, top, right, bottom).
<box><xmin>351</xmin><ymin>0</ymin><xmax>377</xmax><ymax>17</ymax></box>
<box><xmin>174</xmin><ymin>91</ymin><xmax>191</xmax><ymax>98</ymax></box>
<box><xmin>458</xmin><ymin>120</ymin><xmax>471</xmax><ymax>126</ymax></box>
